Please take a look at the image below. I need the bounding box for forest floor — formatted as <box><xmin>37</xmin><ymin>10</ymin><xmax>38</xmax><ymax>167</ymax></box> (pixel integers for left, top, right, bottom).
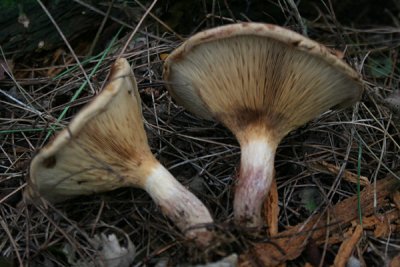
<box><xmin>0</xmin><ymin>1</ymin><xmax>399</xmax><ymax>266</ymax></box>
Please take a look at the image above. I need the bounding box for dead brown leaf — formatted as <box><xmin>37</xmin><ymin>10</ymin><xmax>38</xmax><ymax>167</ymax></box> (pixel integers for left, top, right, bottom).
<box><xmin>362</xmin><ymin>210</ymin><xmax>399</xmax><ymax>238</ymax></box>
<box><xmin>238</xmin><ymin>174</ymin><xmax>400</xmax><ymax>267</ymax></box>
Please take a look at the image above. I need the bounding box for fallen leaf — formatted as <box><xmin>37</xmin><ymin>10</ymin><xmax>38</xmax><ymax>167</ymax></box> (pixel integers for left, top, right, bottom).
<box><xmin>239</xmin><ymin>174</ymin><xmax>400</xmax><ymax>266</ymax></box>
<box><xmin>373</xmin><ymin>218</ymin><xmax>390</xmax><ymax>238</ymax></box>
<box><xmin>362</xmin><ymin>210</ymin><xmax>399</xmax><ymax>238</ymax></box>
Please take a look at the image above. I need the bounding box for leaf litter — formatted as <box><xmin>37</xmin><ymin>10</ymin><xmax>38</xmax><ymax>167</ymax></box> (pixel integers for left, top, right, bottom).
<box><xmin>0</xmin><ymin>1</ymin><xmax>400</xmax><ymax>266</ymax></box>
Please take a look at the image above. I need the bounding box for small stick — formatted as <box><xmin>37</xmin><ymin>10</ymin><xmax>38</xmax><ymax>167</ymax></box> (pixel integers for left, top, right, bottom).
<box><xmin>333</xmin><ymin>224</ymin><xmax>363</xmax><ymax>267</ymax></box>
<box><xmin>264</xmin><ymin>178</ymin><xmax>279</xmax><ymax>236</ymax></box>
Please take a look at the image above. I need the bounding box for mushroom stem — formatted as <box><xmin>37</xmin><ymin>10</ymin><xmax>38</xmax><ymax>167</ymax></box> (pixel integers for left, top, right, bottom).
<box><xmin>234</xmin><ymin>137</ymin><xmax>277</xmax><ymax>229</ymax></box>
<box><xmin>144</xmin><ymin>162</ymin><xmax>214</xmax><ymax>246</ymax></box>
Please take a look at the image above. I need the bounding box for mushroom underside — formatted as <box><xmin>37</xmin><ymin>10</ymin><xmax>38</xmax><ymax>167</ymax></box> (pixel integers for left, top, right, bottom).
<box><xmin>164</xmin><ymin>24</ymin><xmax>363</xmax><ymax>229</ymax></box>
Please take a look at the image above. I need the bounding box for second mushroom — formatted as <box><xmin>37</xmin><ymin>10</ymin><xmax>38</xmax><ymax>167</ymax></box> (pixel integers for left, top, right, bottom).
<box><xmin>25</xmin><ymin>58</ymin><xmax>214</xmax><ymax>246</ymax></box>
<box><xmin>163</xmin><ymin>23</ymin><xmax>363</xmax><ymax>230</ymax></box>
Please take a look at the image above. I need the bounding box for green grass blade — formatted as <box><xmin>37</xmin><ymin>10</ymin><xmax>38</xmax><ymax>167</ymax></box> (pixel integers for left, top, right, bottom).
<box><xmin>44</xmin><ymin>26</ymin><xmax>124</xmax><ymax>142</ymax></box>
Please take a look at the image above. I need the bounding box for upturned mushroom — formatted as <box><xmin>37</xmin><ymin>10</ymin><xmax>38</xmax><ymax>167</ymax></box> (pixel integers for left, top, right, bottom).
<box><xmin>25</xmin><ymin>58</ymin><xmax>214</xmax><ymax>245</ymax></box>
<box><xmin>163</xmin><ymin>23</ymin><xmax>363</xmax><ymax>230</ymax></box>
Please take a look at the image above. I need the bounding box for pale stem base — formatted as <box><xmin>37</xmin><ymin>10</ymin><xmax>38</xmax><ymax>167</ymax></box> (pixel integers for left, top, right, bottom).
<box><xmin>144</xmin><ymin>163</ymin><xmax>214</xmax><ymax>246</ymax></box>
<box><xmin>234</xmin><ymin>139</ymin><xmax>276</xmax><ymax>230</ymax></box>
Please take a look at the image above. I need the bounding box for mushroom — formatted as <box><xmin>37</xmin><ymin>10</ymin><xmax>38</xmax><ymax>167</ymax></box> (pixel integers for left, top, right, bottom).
<box><xmin>163</xmin><ymin>23</ymin><xmax>363</xmax><ymax>230</ymax></box>
<box><xmin>25</xmin><ymin>58</ymin><xmax>214</xmax><ymax>245</ymax></box>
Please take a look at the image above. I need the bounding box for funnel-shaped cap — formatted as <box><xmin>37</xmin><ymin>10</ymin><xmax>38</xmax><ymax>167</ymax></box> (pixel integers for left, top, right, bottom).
<box><xmin>26</xmin><ymin>58</ymin><xmax>214</xmax><ymax>245</ymax></box>
<box><xmin>164</xmin><ymin>23</ymin><xmax>362</xmax><ymax>140</ymax></box>
<box><xmin>163</xmin><ymin>23</ymin><xmax>363</xmax><ymax>229</ymax></box>
<box><xmin>27</xmin><ymin>58</ymin><xmax>150</xmax><ymax>202</ymax></box>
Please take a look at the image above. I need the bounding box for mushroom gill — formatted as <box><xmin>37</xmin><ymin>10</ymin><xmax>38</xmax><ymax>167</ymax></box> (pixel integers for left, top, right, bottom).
<box><xmin>26</xmin><ymin>58</ymin><xmax>214</xmax><ymax>245</ymax></box>
<box><xmin>163</xmin><ymin>23</ymin><xmax>363</xmax><ymax>230</ymax></box>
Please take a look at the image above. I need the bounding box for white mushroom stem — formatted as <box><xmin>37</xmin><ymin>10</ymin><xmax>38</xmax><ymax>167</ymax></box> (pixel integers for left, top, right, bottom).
<box><xmin>234</xmin><ymin>138</ymin><xmax>277</xmax><ymax>229</ymax></box>
<box><xmin>145</xmin><ymin>163</ymin><xmax>213</xmax><ymax>245</ymax></box>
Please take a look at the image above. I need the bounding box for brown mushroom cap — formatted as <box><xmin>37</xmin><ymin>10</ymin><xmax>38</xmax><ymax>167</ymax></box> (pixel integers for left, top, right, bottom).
<box><xmin>163</xmin><ymin>23</ymin><xmax>363</xmax><ymax>229</ymax></box>
<box><xmin>27</xmin><ymin>58</ymin><xmax>150</xmax><ymax>202</ymax></box>
<box><xmin>164</xmin><ymin>23</ymin><xmax>363</xmax><ymax>136</ymax></box>
<box><xmin>26</xmin><ymin>58</ymin><xmax>214</xmax><ymax>245</ymax></box>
